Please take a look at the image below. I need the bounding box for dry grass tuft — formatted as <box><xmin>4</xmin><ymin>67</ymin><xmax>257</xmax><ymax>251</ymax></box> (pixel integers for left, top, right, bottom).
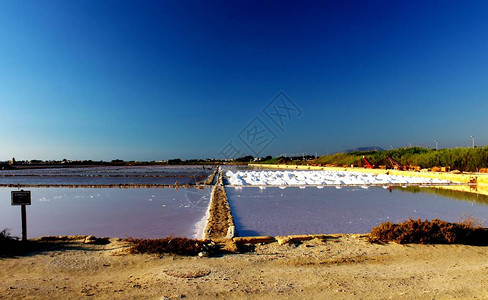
<box><xmin>127</xmin><ymin>236</ymin><xmax>216</xmax><ymax>256</ymax></box>
<box><xmin>369</xmin><ymin>219</ymin><xmax>488</xmax><ymax>245</ymax></box>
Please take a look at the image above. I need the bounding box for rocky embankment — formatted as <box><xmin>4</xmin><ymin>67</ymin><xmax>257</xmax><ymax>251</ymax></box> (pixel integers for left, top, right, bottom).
<box><xmin>204</xmin><ymin>169</ymin><xmax>235</xmax><ymax>240</ymax></box>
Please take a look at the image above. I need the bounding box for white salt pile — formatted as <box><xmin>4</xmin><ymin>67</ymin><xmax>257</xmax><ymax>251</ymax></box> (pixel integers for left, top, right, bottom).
<box><xmin>225</xmin><ymin>170</ymin><xmax>450</xmax><ymax>186</ymax></box>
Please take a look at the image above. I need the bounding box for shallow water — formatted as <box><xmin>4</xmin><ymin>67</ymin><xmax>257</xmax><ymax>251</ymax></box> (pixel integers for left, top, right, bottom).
<box><xmin>226</xmin><ymin>187</ymin><xmax>488</xmax><ymax>236</ymax></box>
<box><xmin>0</xmin><ymin>187</ymin><xmax>211</xmax><ymax>239</ymax></box>
<box><xmin>0</xmin><ymin>166</ymin><xmax>212</xmax><ymax>185</ymax></box>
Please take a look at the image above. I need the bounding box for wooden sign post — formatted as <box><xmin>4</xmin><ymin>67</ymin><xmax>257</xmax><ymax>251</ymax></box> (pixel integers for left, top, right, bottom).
<box><xmin>11</xmin><ymin>190</ymin><xmax>31</xmax><ymax>241</ymax></box>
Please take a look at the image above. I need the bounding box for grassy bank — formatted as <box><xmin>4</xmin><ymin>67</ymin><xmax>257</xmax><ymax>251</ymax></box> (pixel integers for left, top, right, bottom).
<box><xmin>316</xmin><ymin>146</ymin><xmax>488</xmax><ymax>172</ymax></box>
<box><xmin>259</xmin><ymin>146</ymin><xmax>488</xmax><ymax>172</ymax></box>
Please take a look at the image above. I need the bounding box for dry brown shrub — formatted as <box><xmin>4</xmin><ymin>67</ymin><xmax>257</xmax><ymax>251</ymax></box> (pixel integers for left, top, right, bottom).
<box><xmin>0</xmin><ymin>229</ymin><xmax>18</xmax><ymax>255</ymax></box>
<box><xmin>369</xmin><ymin>219</ymin><xmax>488</xmax><ymax>245</ymax></box>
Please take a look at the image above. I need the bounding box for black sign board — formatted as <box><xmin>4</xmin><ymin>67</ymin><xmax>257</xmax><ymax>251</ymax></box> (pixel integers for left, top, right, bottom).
<box><xmin>11</xmin><ymin>190</ymin><xmax>31</xmax><ymax>206</ymax></box>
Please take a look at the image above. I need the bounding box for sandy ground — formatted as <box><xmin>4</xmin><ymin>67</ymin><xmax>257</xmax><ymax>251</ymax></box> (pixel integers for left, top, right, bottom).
<box><xmin>2</xmin><ymin>235</ymin><xmax>488</xmax><ymax>299</ymax></box>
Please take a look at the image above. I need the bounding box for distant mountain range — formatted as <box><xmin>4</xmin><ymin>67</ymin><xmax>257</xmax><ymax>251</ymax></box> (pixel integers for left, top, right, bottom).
<box><xmin>342</xmin><ymin>146</ymin><xmax>384</xmax><ymax>153</ymax></box>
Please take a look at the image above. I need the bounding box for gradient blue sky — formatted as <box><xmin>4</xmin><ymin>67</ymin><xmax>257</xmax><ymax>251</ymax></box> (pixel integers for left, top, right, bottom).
<box><xmin>1</xmin><ymin>1</ymin><xmax>487</xmax><ymax>161</ymax></box>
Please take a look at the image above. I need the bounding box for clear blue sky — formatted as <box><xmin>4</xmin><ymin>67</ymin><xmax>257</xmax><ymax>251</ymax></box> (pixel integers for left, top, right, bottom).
<box><xmin>1</xmin><ymin>1</ymin><xmax>487</xmax><ymax>161</ymax></box>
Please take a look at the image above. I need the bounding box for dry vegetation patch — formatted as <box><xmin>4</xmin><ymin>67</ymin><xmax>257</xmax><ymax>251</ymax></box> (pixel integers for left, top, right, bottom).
<box><xmin>127</xmin><ymin>236</ymin><xmax>216</xmax><ymax>256</ymax></box>
<box><xmin>0</xmin><ymin>229</ymin><xmax>49</xmax><ymax>256</ymax></box>
<box><xmin>0</xmin><ymin>230</ymin><xmax>73</xmax><ymax>257</ymax></box>
<box><xmin>369</xmin><ymin>219</ymin><xmax>488</xmax><ymax>245</ymax></box>
<box><xmin>0</xmin><ymin>229</ymin><xmax>22</xmax><ymax>256</ymax></box>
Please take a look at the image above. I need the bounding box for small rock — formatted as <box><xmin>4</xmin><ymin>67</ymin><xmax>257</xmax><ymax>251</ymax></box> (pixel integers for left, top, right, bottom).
<box><xmin>198</xmin><ymin>251</ymin><xmax>209</xmax><ymax>257</ymax></box>
<box><xmin>276</xmin><ymin>236</ymin><xmax>292</xmax><ymax>245</ymax></box>
<box><xmin>226</xmin><ymin>226</ymin><xmax>235</xmax><ymax>238</ymax></box>
<box><xmin>84</xmin><ymin>235</ymin><xmax>97</xmax><ymax>244</ymax></box>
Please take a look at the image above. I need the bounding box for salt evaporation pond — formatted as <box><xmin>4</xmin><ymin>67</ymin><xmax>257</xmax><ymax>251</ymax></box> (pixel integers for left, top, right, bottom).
<box><xmin>0</xmin><ymin>166</ymin><xmax>213</xmax><ymax>186</ymax></box>
<box><xmin>0</xmin><ymin>187</ymin><xmax>210</xmax><ymax>239</ymax></box>
<box><xmin>227</xmin><ymin>187</ymin><xmax>488</xmax><ymax>236</ymax></box>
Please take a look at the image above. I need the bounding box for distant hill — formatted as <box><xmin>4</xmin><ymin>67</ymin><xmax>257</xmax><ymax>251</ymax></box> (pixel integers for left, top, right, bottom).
<box><xmin>342</xmin><ymin>146</ymin><xmax>384</xmax><ymax>153</ymax></box>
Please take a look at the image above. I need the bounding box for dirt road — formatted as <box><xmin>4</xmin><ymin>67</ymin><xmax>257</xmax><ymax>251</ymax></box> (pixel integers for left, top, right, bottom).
<box><xmin>2</xmin><ymin>235</ymin><xmax>488</xmax><ymax>299</ymax></box>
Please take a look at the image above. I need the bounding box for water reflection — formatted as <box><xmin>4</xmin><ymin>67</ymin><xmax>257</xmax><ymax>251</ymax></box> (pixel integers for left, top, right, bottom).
<box><xmin>227</xmin><ymin>187</ymin><xmax>488</xmax><ymax>237</ymax></box>
<box><xmin>393</xmin><ymin>186</ymin><xmax>488</xmax><ymax>206</ymax></box>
